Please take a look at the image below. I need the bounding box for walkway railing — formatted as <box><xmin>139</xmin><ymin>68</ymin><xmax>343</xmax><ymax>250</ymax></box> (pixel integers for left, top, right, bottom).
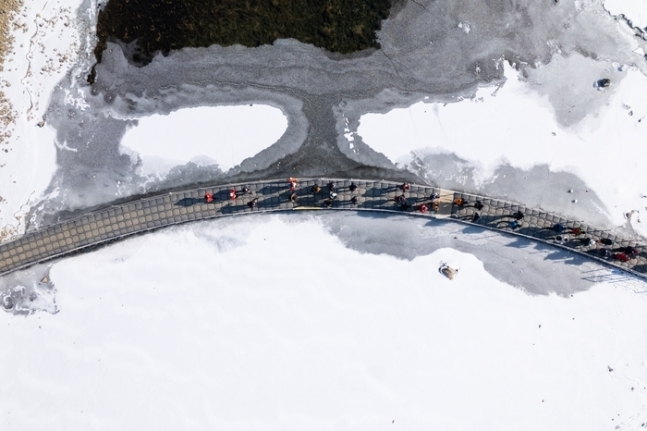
<box><xmin>0</xmin><ymin>178</ymin><xmax>645</xmax><ymax>279</ymax></box>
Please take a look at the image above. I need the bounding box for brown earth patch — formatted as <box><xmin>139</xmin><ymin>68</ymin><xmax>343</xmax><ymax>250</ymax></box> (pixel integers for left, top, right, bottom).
<box><xmin>0</xmin><ymin>0</ymin><xmax>21</xmax><ymax>70</ymax></box>
<box><xmin>0</xmin><ymin>0</ymin><xmax>21</xmax><ymax>145</ymax></box>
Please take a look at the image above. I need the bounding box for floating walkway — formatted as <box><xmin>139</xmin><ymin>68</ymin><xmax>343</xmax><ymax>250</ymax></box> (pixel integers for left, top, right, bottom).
<box><xmin>0</xmin><ymin>178</ymin><xmax>646</xmax><ymax>279</ymax></box>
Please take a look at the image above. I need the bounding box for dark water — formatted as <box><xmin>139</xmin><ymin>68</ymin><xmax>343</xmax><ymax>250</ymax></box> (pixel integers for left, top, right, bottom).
<box><xmin>91</xmin><ymin>0</ymin><xmax>393</xmax><ymax>81</ymax></box>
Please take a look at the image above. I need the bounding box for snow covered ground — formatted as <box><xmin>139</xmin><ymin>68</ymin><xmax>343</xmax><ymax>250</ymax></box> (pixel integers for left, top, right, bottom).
<box><xmin>356</xmin><ymin>58</ymin><xmax>647</xmax><ymax>237</ymax></box>
<box><xmin>1</xmin><ymin>214</ymin><xmax>645</xmax><ymax>430</ymax></box>
<box><xmin>0</xmin><ymin>0</ymin><xmax>85</xmax><ymax>240</ymax></box>
<box><xmin>2</xmin><ymin>0</ymin><xmax>647</xmax><ymax>428</ymax></box>
<box><xmin>605</xmin><ymin>0</ymin><xmax>647</xmax><ymax>29</ymax></box>
<box><xmin>119</xmin><ymin>105</ymin><xmax>288</xmax><ymax>179</ymax></box>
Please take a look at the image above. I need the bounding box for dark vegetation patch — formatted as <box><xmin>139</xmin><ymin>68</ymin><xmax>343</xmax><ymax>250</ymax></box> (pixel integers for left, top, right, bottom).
<box><xmin>90</xmin><ymin>0</ymin><xmax>393</xmax><ymax>82</ymax></box>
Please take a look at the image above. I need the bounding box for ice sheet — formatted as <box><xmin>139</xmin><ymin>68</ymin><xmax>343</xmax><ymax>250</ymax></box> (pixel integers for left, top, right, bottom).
<box><xmin>1</xmin><ymin>215</ymin><xmax>645</xmax><ymax>430</ymax></box>
<box><xmin>357</xmin><ymin>60</ymin><xmax>647</xmax><ymax>236</ymax></box>
<box><xmin>119</xmin><ymin>105</ymin><xmax>288</xmax><ymax>178</ymax></box>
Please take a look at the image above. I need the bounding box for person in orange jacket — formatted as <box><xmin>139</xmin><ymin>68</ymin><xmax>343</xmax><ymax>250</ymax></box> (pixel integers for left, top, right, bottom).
<box><xmin>288</xmin><ymin>178</ymin><xmax>298</xmax><ymax>192</ymax></box>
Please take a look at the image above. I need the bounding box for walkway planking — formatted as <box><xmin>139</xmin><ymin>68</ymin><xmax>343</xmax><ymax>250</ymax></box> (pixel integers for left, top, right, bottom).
<box><xmin>0</xmin><ymin>178</ymin><xmax>646</xmax><ymax>279</ymax></box>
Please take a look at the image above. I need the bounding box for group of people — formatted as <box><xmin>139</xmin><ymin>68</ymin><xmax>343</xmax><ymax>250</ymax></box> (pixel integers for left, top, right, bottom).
<box><xmin>392</xmin><ymin>183</ymin><xmax>441</xmax><ymax>214</ymax></box>
<box><xmin>309</xmin><ymin>180</ymin><xmax>362</xmax><ymax>207</ymax></box>
<box><xmin>200</xmin><ymin>181</ymin><xmax>644</xmax><ymax>265</ymax></box>
<box><xmin>203</xmin><ymin>179</ymin><xmax>365</xmax><ymax>209</ymax></box>
<box><xmin>204</xmin><ymin>186</ymin><xmax>251</xmax><ymax>204</ymax></box>
<box><xmin>458</xmin><ymin>199</ymin><xmax>641</xmax><ymax>263</ymax></box>
<box><xmin>205</xmin><ymin>180</ymin><xmax>441</xmax><ymax>212</ymax></box>
<box><xmin>586</xmin><ymin>240</ymin><xmax>641</xmax><ymax>262</ymax></box>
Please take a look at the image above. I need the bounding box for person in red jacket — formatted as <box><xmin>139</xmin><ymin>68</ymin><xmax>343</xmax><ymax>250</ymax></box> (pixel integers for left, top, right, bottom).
<box><xmin>288</xmin><ymin>178</ymin><xmax>298</xmax><ymax>192</ymax></box>
<box><xmin>229</xmin><ymin>189</ymin><xmax>237</xmax><ymax>200</ymax></box>
<box><xmin>569</xmin><ymin>227</ymin><xmax>585</xmax><ymax>235</ymax></box>
<box><xmin>613</xmin><ymin>252</ymin><xmax>630</xmax><ymax>262</ymax></box>
<box><xmin>418</xmin><ymin>203</ymin><xmax>428</xmax><ymax>213</ymax></box>
<box><xmin>205</xmin><ymin>192</ymin><xmax>214</xmax><ymax>203</ymax></box>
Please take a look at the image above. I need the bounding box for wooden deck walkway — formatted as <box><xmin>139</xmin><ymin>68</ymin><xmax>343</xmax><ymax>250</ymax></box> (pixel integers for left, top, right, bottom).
<box><xmin>1</xmin><ymin>178</ymin><xmax>645</xmax><ymax>279</ymax></box>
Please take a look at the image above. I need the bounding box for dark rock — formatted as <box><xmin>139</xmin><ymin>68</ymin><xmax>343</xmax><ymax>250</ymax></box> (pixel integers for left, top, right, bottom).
<box><xmin>597</xmin><ymin>78</ymin><xmax>611</xmax><ymax>88</ymax></box>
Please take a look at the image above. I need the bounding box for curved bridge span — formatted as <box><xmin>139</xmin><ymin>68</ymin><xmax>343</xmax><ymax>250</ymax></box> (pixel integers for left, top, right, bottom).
<box><xmin>1</xmin><ymin>178</ymin><xmax>646</xmax><ymax>279</ymax></box>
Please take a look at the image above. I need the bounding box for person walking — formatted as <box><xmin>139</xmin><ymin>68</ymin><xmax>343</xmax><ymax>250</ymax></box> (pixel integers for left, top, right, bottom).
<box><xmin>499</xmin><ymin>220</ymin><xmax>520</xmax><ymax>229</ymax></box>
<box><xmin>205</xmin><ymin>192</ymin><xmax>214</xmax><ymax>203</ymax></box>
<box><xmin>288</xmin><ymin>178</ymin><xmax>298</xmax><ymax>192</ymax></box>
<box><xmin>578</xmin><ymin>237</ymin><xmax>595</xmax><ymax>247</ymax></box>
<box><xmin>329</xmin><ymin>191</ymin><xmax>338</xmax><ymax>200</ymax></box>
<box><xmin>568</xmin><ymin>227</ymin><xmax>584</xmax><ymax>235</ymax></box>
<box><xmin>327</xmin><ymin>181</ymin><xmax>335</xmax><ymax>192</ymax></box>
<box><xmin>400</xmin><ymin>183</ymin><xmax>410</xmax><ymax>192</ymax></box>
<box><xmin>394</xmin><ymin>194</ymin><xmax>410</xmax><ymax>210</ymax></box>
<box><xmin>549</xmin><ymin>223</ymin><xmax>564</xmax><ymax>233</ymax></box>
<box><xmin>229</xmin><ymin>189</ymin><xmax>238</xmax><ymax>200</ymax></box>
<box><xmin>512</xmin><ymin>211</ymin><xmax>524</xmax><ymax>221</ymax></box>
<box><xmin>418</xmin><ymin>203</ymin><xmax>428</xmax><ymax>213</ymax></box>
<box><xmin>471</xmin><ymin>212</ymin><xmax>481</xmax><ymax>222</ymax></box>
<box><xmin>454</xmin><ymin>197</ymin><xmax>464</xmax><ymax>207</ymax></box>
<box><xmin>598</xmin><ymin>248</ymin><xmax>612</xmax><ymax>259</ymax></box>
<box><xmin>311</xmin><ymin>184</ymin><xmax>321</xmax><ymax>194</ymax></box>
<box><xmin>351</xmin><ymin>196</ymin><xmax>358</xmax><ymax>205</ymax></box>
<box><xmin>349</xmin><ymin>183</ymin><xmax>357</xmax><ymax>192</ymax></box>
<box><xmin>613</xmin><ymin>252</ymin><xmax>630</xmax><ymax>262</ymax></box>
<box><xmin>241</xmin><ymin>186</ymin><xmax>250</xmax><ymax>195</ymax></box>
<box><xmin>322</xmin><ymin>199</ymin><xmax>332</xmax><ymax>208</ymax></box>
<box><xmin>248</xmin><ymin>198</ymin><xmax>258</xmax><ymax>209</ymax></box>
<box><xmin>613</xmin><ymin>246</ymin><xmax>638</xmax><ymax>257</ymax></box>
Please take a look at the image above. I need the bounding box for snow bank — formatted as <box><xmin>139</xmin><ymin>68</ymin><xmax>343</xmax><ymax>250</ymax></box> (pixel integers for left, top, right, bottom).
<box><xmin>119</xmin><ymin>105</ymin><xmax>288</xmax><ymax>178</ymax></box>
<box><xmin>0</xmin><ymin>0</ymin><xmax>84</xmax><ymax>241</ymax></box>
<box><xmin>1</xmin><ymin>215</ymin><xmax>645</xmax><ymax>430</ymax></box>
<box><xmin>357</xmin><ymin>62</ymin><xmax>647</xmax><ymax>236</ymax></box>
<box><xmin>604</xmin><ymin>0</ymin><xmax>647</xmax><ymax>29</ymax></box>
